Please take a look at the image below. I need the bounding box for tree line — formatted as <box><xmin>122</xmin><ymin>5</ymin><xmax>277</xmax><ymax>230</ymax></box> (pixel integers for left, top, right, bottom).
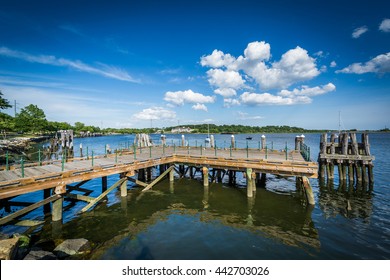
<box><xmin>0</xmin><ymin>90</ymin><xmax>332</xmax><ymax>136</ymax></box>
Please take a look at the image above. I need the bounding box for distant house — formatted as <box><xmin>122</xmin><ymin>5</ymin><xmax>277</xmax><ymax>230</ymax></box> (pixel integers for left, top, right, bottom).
<box><xmin>171</xmin><ymin>126</ymin><xmax>193</xmax><ymax>134</ymax></box>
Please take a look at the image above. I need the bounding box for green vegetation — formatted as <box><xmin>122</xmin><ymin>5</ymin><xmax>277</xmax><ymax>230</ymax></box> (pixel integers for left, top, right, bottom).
<box><xmin>1</xmin><ymin>91</ymin><xmax>388</xmax><ymax>136</ymax></box>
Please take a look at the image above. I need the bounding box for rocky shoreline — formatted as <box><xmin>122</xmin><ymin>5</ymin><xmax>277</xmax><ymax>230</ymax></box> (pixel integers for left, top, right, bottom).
<box><xmin>0</xmin><ymin>234</ymin><xmax>91</xmax><ymax>260</ymax></box>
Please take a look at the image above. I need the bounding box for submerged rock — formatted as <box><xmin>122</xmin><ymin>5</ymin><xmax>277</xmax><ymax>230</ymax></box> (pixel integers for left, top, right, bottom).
<box><xmin>53</xmin><ymin>238</ymin><xmax>90</xmax><ymax>259</ymax></box>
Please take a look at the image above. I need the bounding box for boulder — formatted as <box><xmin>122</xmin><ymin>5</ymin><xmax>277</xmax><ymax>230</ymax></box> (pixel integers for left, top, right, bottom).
<box><xmin>24</xmin><ymin>248</ymin><xmax>57</xmax><ymax>260</ymax></box>
<box><xmin>0</xmin><ymin>236</ymin><xmax>20</xmax><ymax>260</ymax></box>
<box><xmin>53</xmin><ymin>238</ymin><xmax>90</xmax><ymax>259</ymax></box>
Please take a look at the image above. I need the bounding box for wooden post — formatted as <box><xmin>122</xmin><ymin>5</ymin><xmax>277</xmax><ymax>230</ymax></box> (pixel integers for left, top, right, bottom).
<box><xmin>301</xmin><ymin>176</ymin><xmax>315</xmax><ymax>205</ymax></box>
<box><xmin>246</xmin><ymin>168</ymin><xmax>253</xmax><ymax>198</ymax></box>
<box><xmin>368</xmin><ymin>164</ymin><xmax>374</xmax><ymax>186</ymax></box>
<box><xmin>261</xmin><ymin>135</ymin><xmax>266</xmax><ymax>150</ymax></box>
<box><xmin>338</xmin><ymin>162</ymin><xmax>344</xmax><ymax>183</ymax></box>
<box><xmin>361</xmin><ymin>164</ymin><xmax>368</xmax><ymax>185</ymax></box>
<box><xmin>231</xmin><ymin>135</ymin><xmax>235</xmax><ymax>149</ymax></box>
<box><xmin>169</xmin><ymin>165</ymin><xmax>175</xmax><ymax>182</ymax></box>
<box><xmin>43</xmin><ymin>188</ymin><xmax>51</xmax><ymax>214</ymax></box>
<box><xmin>202</xmin><ymin>167</ymin><xmax>209</xmax><ymax>187</ymax></box>
<box><xmin>52</xmin><ymin>184</ymin><xmax>66</xmax><ymax>221</ymax></box>
<box><xmin>320</xmin><ymin>133</ymin><xmax>327</xmax><ymax>154</ymax></box>
<box><xmin>181</xmin><ymin>135</ymin><xmax>185</xmax><ymax>147</ymax></box>
<box><xmin>342</xmin><ymin>133</ymin><xmax>349</xmax><ymax>155</ymax></box>
<box><xmin>102</xmin><ymin>176</ymin><xmax>108</xmax><ymax>192</ymax></box>
<box><xmin>348</xmin><ymin>163</ymin><xmax>354</xmax><ymax>184</ymax></box>
<box><xmin>356</xmin><ymin>163</ymin><xmax>362</xmax><ymax>182</ymax></box>
<box><xmin>120</xmin><ymin>178</ymin><xmax>127</xmax><ymax>197</ymax></box>
<box><xmin>251</xmin><ymin>172</ymin><xmax>256</xmax><ymax>192</ymax></box>
<box><xmin>362</xmin><ymin>133</ymin><xmax>371</xmax><ymax>156</ymax></box>
<box><xmin>350</xmin><ymin>133</ymin><xmax>359</xmax><ymax>155</ymax></box>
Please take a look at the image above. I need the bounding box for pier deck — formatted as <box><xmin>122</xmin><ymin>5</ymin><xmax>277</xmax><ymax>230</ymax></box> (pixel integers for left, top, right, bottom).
<box><xmin>0</xmin><ymin>146</ymin><xmax>317</xmax><ymax>200</ymax></box>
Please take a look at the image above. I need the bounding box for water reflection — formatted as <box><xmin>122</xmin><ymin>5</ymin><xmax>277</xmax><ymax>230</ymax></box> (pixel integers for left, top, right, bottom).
<box><xmin>318</xmin><ymin>179</ymin><xmax>373</xmax><ymax>221</ymax></box>
<box><xmin>34</xmin><ymin>177</ymin><xmax>320</xmax><ymax>259</ymax></box>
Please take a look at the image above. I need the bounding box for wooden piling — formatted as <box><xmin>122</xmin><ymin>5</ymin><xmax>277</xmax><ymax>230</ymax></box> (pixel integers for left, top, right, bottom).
<box><xmin>261</xmin><ymin>135</ymin><xmax>266</xmax><ymax>150</ymax></box>
<box><xmin>169</xmin><ymin>165</ymin><xmax>175</xmax><ymax>182</ymax></box>
<box><xmin>202</xmin><ymin>167</ymin><xmax>209</xmax><ymax>187</ymax></box>
<box><xmin>102</xmin><ymin>176</ymin><xmax>108</xmax><ymax>192</ymax></box>
<box><xmin>246</xmin><ymin>168</ymin><xmax>253</xmax><ymax>198</ymax></box>
<box><xmin>120</xmin><ymin>178</ymin><xmax>128</xmax><ymax>197</ymax></box>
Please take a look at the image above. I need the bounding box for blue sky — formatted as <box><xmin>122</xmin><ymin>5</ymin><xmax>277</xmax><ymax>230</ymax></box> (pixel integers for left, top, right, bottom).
<box><xmin>0</xmin><ymin>0</ymin><xmax>389</xmax><ymax>129</ymax></box>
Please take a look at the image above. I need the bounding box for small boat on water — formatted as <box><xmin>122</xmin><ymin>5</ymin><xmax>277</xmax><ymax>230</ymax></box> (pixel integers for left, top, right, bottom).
<box><xmin>246</xmin><ymin>136</ymin><xmax>253</xmax><ymax>140</ymax></box>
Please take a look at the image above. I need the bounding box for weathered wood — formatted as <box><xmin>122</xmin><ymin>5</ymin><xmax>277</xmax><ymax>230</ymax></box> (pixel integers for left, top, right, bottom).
<box><xmin>202</xmin><ymin>167</ymin><xmax>209</xmax><ymax>187</ymax></box>
<box><xmin>142</xmin><ymin>165</ymin><xmax>174</xmax><ymax>192</ymax></box>
<box><xmin>80</xmin><ymin>177</ymin><xmax>127</xmax><ymax>213</ymax></box>
<box><xmin>120</xmin><ymin>179</ymin><xmax>128</xmax><ymax>197</ymax></box>
<box><xmin>0</xmin><ymin>194</ymin><xmax>61</xmax><ymax>225</ymax></box>
<box><xmin>65</xmin><ymin>193</ymin><xmax>95</xmax><ymax>203</ymax></box>
<box><xmin>169</xmin><ymin>165</ymin><xmax>175</xmax><ymax>182</ymax></box>
<box><xmin>301</xmin><ymin>176</ymin><xmax>315</xmax><ymax>205</ymax></box>
<box><xmin>362</xmin><ymin>133</ymin><xmax>371</xmax><ymax>156</ymax></box>
<box><xmin>128</xmin><ymin>177</ymin><xmax>148</xmax><ymax>187</ymax></box>
<box><xmin>102</xmin><ymin>176</ymin><xmax>107</xmax><ymax>192</ymax></box>
<box><xmin>52</xmin><ymin>196</ymin><xmax>63</xmax><ymax>222</ymax></box>
<box><xmin>246</xmin><ymin>168</ymin><xmax>253</xmax><ymax>198</ymax></box>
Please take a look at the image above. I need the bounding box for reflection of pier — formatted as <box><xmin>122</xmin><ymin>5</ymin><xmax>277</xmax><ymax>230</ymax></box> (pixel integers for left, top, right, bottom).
<box><xmin>35</xmin><ymin>181</ymin><xmax>319</xmax><ymax>259</ymax></box>
<box><xmin>318</xmin><ymin>180</ymin><xmax>373</xmax><ymax>220</ymax></box>
<box><xmin>0</xmin><ymin>136</ymin><xmax>317</xmax><ymax>226</ymax></box>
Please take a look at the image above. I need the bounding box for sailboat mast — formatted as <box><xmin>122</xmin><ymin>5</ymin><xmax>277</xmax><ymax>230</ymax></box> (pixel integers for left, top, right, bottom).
<box><xmin>338</xmin><ymin>111</ymin><xmax>341</xmax><ymax>135</ymax></box>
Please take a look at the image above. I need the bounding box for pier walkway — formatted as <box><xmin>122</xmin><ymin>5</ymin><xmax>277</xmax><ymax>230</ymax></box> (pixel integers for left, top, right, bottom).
<box><xmin>0</xmin><ymin>145</ymin><xmax>318</xmax><ymax>225</ymax></box>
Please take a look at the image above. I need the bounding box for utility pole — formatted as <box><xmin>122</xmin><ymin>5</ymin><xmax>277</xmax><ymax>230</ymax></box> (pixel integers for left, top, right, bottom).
<box><xmin>14</xmin><ymin>100</ymin><xmax>20</xmax><ymax>117</ymax></box>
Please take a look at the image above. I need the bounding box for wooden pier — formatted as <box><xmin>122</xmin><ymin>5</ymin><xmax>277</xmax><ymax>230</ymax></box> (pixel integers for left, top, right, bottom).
<box><xmin>318</xmin><ymin>132</ymin><xmax>374</xmax><ymax>186</ymax></box>
<box><xmin>0</xmin><ymin>139</ymin><xmax>318</xmax><ymax>225</ymax></box>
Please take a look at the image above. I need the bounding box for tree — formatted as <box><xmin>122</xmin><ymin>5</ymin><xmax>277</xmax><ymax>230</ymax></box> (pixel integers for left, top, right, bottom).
<box><xmin>15</xmin><ymin>104</ymin><xmax>48</xmax><ymax>133</ymax></box>
<box><xmin>0</xmin><ymin>90</ymin><xmax>12</xmax><ymax>110</ymax></box>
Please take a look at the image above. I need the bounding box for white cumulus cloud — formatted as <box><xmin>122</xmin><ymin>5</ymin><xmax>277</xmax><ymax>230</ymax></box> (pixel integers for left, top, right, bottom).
<box><xmin>352</xmin><ymin>26</ymin><xmax>368</xmax><ymax>38</ymax></box>
<box><xmin>207</xmin><ymin>69</ymin><xmax>245</xmax><ymax>90</ymax></box>
<box><xmin>379</xmin><ymin>18</ymin><xmax>390</xmax><ymax>32</ymax></box>
<box><xmin>200</xmin><ymin>49</ymin><xmax>235</xmax><ymax>68</ymax></box>
<box><xmin>336</xmin><ymin>52</ymin><xmax>390</xmax><ymax>74</ymax></box>
<box><xmin>133</xmin><ymin>107</ymin><xmax>176</xmax><ymax>120</ymax></box>
<box><xmin>192</xmin><ymin>103</ymin><xmax>208</xmax><ymax>111</ymax></box>
<box><xmin>164</xmin><ymin>89</ymin><xmax>215</xmax><ymax>106</ymax></box>
<box><xmin>330</xmin><ymin>61</ymin><xmax>337</xmax><ymax>68</ymax></box>
<box><xmin>279</xmin><ymin>83</ymin><xmax>336</xmax><ymax>98</ymax></box>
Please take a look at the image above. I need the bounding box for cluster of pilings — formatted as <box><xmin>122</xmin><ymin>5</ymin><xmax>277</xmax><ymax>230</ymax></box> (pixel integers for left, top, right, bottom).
<box><xmin>318</xmin><ymin>132</ymin><xmax>374</xmax><ymax>187</ymax></box>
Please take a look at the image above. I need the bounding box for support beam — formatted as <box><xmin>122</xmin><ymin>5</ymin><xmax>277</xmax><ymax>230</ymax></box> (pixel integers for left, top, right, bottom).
<box><xmin>80</xmin><ymin>177</ymin><xmax>127</xmax><ymax>213</ymax></box>
<box><xmin>142</xmin><ymin>165</ymin><xmax>175</xmax><ymax>192</ymax></box>
<box><xmin>65</xmin><ymin>193</ymin><xmax>94</xmax><ymax>203</ymax></box>
<box><xmin>0</xmin><ymin>194</ymin><xmax>61</xmax><ymax>225</ymax></box>
<box><xmin>52</xmin><ymin>197</ymin><xmax>63</xmax><ymax>222</ymax></box>
<box><xmin>128</xmin><ymin>177</ymin><xmax>148</xmax><ymax>188</ymax></box>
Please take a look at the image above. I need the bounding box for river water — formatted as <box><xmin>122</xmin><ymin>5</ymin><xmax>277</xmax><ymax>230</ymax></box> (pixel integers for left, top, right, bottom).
<box><xmin>0</xmin><ymin>133</ymin><xmax>389</xmax><ymax>259</ymax></box>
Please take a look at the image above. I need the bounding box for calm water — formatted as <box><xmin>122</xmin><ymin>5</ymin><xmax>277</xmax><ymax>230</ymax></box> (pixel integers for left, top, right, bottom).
<box><xmin>1</xmin><ymin>133</ymin><xmax>389</xmax><ymax>259</ymax></box>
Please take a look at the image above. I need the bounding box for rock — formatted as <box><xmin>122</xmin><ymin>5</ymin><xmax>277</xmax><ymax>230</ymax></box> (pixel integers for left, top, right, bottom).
<box><xmin>53</xmin><ymin>238</ymin><xmax>90</xmax><ymax>259</ymax></box>
<box><xmin>24</xmin><ymin>248</ymin><xmax>57</xmax><ymax>260</ymax></box>
<box><xmin>0</xmin><ymin>236</ymin><xmax>20</xmax><ymax>260</ymax></box>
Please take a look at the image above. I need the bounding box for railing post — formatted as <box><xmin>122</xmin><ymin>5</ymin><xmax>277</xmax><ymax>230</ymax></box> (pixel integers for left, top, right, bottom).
<box><xmin>230</xmin><ymin>145</ymin><xmax>232</xmax><ymax>157</ymax></box>
<box><xmin>285</xmin><ymin>142</ymin><xmax>288</xmax><ymax>160</ymax></box>
<box><xmin>133</xmin><ymin>145</ymin><xmax>136</xmax><ymax>160</ymax></box>
<box><xmin>21</xmin><ymin>157</ymin><xmax>24</xmax><ymax>178</ymax></box>
<box><xmin>105</xmin><ymin>144</ymin><xmax>107</xmax><ymax>157</ymax></box>
<box><xmin>215</xmin><ymin>144</ymin><xmax>217</xmax><ymax>156</ymax></box>
<box><xmin>195</xmin><ymin>140</ymin><xmax>198</xmax><ymax>148</ymax></box>
<box><xmin>62</xmin><ymin>154</ymin><xmax>65</xmax><ymax>171</ymax></box>
<box><xmin>38</xmin><ymin>149</ymin><xmax>42</xmax><ymax>166</ymax></box>
<box><xmin>265</xmin><ymin>145</ymin><xmax>268</xmax><ymax>159</ymax></box>
<box><xmin>246</xmin><ymin>143</ymin><xmax>249</xmax><ymax>158</ymax></box>
<box><xmin>200</xmin><ymin>145</ymin><xmax>203</xmax><ymax>155</ymax></box>
<box><xmin>115</xmin><ymin>150</ymin><xmax>118</xmax><ymax>163</ymax></box>
<box><xmin>149</xmin><ymin>146</ymin><xmax>152</xmax><ymax>158</ymax></box>
<box><xmin>174</xmin><ymin>144</ymin><xmax>176</xmax><ymax>153</ymax></box>
<box><xmin>86</xmin><ymin>146</ymin><xmax>89</xmax><ymax>160</ymax></box>
<box><xmin>92</xmin><ymin>150</ymin><xmax>94</xmax><ymax>166</ymax></box>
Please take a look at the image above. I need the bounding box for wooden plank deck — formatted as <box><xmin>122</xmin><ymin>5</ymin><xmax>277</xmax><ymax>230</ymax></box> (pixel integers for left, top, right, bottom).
<box><xmin>0</xmin><ymin>146</ymin><xmax>318</xmax><ymax>200</ymax></box>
